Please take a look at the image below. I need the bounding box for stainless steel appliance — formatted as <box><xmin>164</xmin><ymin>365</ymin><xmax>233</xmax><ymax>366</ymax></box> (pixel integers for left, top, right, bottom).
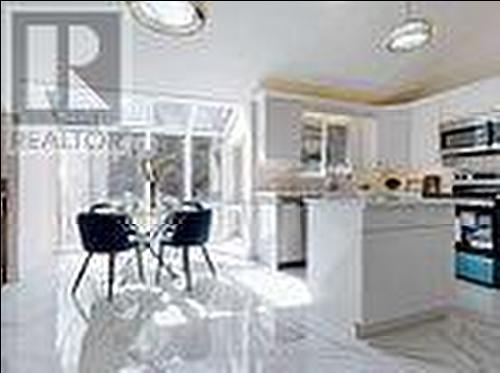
<box><xmin>452</xmin><ymin>172</ymin><xmax>499</xmax><ymax>288</ymax></box>
<box><xmin>493</xmin><ymin>120</ymin><xmax>500</xmax><ymax>146</ymax></box>
<box><xmin>1</xmin><ymin>179</ymin><xmax>8</xmax><ymax>285</ymax></box>
<box><xmin>440</xmin><ymin>114</ymin><xmax>500</xmax><ymax>157</ymax></box>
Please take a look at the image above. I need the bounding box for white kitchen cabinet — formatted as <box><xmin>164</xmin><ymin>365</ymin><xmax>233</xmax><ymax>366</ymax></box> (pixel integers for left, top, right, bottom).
<box><xmin>306</xmin><ymin>197</ymin><xmax>455</xmax><ymax>337</ymax></box>
<box><xmin>347</xmin><ymin>116</ymin><xmax>378</xmax><ymax>170</ymax></box>
<box><xmin>255</xmin><ymin>77</ymin><xmax>499</xmax><ymax>173</ymax></box>
<box><xmin>256</xmin><ymin>91</ymin><xmax>379</xmax><ymax>169</ymax></box>
<box><xmin>257</xmin><ymin>95</ymin><xmax>303</xmax><ymax>163</ymax></box>
<box><xmin>374</xmin><ymin>109</ymin><xmax>412</xmax><ymax>168</ymax></box>
<box><xmin>409</xmin><ymin>100</ymin><xmax>442</xmax><ymax>169</ymax></box>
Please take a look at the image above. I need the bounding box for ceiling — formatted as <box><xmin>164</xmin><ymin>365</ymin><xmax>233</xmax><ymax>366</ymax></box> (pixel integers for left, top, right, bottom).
<box><xmin>3</xmin><ymin>1</ymin><xmax>500</xmax><ymax>104</ymax></box>
<box><xmin>130</xmin><ymin>1</ymin><xmax>500</xmax><ymax>103</ymax></box>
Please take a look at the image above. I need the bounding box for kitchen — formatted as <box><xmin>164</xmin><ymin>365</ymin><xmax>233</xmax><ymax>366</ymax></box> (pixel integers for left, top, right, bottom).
<box><xmin>2</xmin><ymin>2</ymin><xmax>500</xmax><ymax>372</ymax></box>
<box><xmin>253</xmin><ymin>76</ymin><xmax>500</xmax><ymax>334</ymax></box>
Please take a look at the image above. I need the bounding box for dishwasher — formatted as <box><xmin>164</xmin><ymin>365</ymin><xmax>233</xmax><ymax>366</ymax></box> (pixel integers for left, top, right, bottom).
<box><xmin>277</xmin><ymin>197</ymin><xmax>306</xmax><ymax>268</ymax></box>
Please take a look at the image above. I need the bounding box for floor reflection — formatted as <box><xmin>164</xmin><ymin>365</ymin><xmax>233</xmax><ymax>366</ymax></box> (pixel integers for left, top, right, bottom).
<box><xmin>2</xmin><ymin>252</ymin><xmax>500</xmax><ymax>373</ymax></box>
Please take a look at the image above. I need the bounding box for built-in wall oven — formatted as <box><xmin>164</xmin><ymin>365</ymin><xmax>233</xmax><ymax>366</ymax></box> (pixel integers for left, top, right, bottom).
<box><xmin>440</xmin><ymin>114</ymin><xmax>500</xmax><ymax>157</ymax></box>
<box><xmin>493</xmin><ymin>120</ymin><xmax>500</xmax><ymax>146</ymax></box>
<box><xmin>453</xmin><ymin>174</ymin><xmax>499</xmax><ymax>287</ymax></box>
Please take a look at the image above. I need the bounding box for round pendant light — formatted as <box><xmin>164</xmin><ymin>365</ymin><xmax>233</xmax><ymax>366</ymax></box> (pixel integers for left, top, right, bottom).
<box><xmin>126</xmin><ymin>1</ymin><xmax>208</xmax><ymax>37</ymax></box>
<box><xmin>384</xmin><ymin>1</ymin><xmax>434</xmax><ymax>53</ymax></box>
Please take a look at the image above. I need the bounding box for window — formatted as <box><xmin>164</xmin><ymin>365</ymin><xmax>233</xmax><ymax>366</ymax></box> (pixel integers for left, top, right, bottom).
<box><xmin>192</xmin><ymin>136</ymin><xmax>222</xmax><ymax>200</ymax></box>
<box><xmin>326</xmin><ymin>125</ymin><xmax>347</xmax><ymax>168</ymax></box>
<box><xmin>301</xmin><ymin>112</ymin><xmax>349</xmax><ymax>174</ymax></box>
<box><xmin>108</xmin><ymin>132</ymin><xmax>146</xmax><ymax>201</ymax></box>
<box><xmin>301</xmin><ymin>123</ymin><xmax>323</xmax><ymax>172</ymax></box>
<box><xmin>150</xmin><ymin>134</ymin><xmax>185</xmax><ymax>201</ymax></box>
<box><xmin>55</xmin><ymin>97</ymin><xmax>238</xmax><ymax>249</ymax></box>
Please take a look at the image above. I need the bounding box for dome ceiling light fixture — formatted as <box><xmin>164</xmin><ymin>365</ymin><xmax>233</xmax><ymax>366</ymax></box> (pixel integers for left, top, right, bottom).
<box><xmin>384</xmin><ymin>1</ymin><xmax>434</xmax><ymax>53</ymax></box>
<box><xmin>125</xmin><ymin>1</ymin><xmax>209</xmax><ymax>37</ymax></box>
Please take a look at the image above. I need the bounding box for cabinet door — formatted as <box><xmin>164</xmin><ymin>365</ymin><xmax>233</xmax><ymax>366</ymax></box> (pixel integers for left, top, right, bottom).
<box><xmin>265</xmin><ymin>97</ymin><xmax>303</xmax><ymax>162</ymax></box>
<box><xmin>362</xmin><ymin>226</ymin><xmax>454</xmax><ymax>324</ymax></box>
<box><xmin>376</xmin><ymin>110</ymin><xmax>411</xmax><ymax>168</ymax></box>
<box><xmin>410</xmin><ymin>102</ymin><xmax>441</xmax><ymax>169</ymax></box>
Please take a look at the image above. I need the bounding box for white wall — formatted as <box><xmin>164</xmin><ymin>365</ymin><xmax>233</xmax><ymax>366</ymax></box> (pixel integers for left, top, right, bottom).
<box><xmin>1</xmin><ymin>3</ymin><xmax>10</xmax><ymax>108</ymax></box>
<box><xmin>18</xmin><ymin>153</ymin><xmax>59</xmax><ymax>277</ymax></box>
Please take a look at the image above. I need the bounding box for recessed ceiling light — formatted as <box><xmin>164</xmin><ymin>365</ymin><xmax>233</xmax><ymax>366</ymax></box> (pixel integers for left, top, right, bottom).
<box><xmin>126</xmin><ymin>1</ymin><xmax>208</xmax><ymax>37</ymax></box>
<box><xmin>384</xmin><ymin>2</ymin><xmax>434</xmax><ymax>53</ymax></box>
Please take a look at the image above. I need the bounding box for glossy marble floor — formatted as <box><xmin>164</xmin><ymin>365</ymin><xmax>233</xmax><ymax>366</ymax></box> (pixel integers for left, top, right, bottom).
<box><xmin>2</xmin><ymin>250</ymin><xmax>500</xmax><ymax>373</ymax></box>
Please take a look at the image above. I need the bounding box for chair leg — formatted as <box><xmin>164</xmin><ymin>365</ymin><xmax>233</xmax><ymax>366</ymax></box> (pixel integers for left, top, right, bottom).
<box><xmin>71</xmin><ymin>253</ymin><xmax>93</xmax><ymax>294</ymax></box>
<box><xmin>182</xmin><ymin>246</ymin><xmax>192</xmax><ymax>292</ymax></box>
<box><xmin>201</xmin><ymin>245</ymin><xmax>217</xmax><ymax>278</ymax></box>
<box><xmin>108</xmin><ymin>252</ymin><xmax>116</xmax><ymax>302</ymax></box>
<box><xmin>164</xmin><ymin>248</ymin><xmax>179</xmax><ymax>280</ymax></box>
<box><xmin>135</xmin><ymin>246</ymin><xmax>145</xmax><ymax>283</ymax></box>
<box><xmin>155</xmin><ymin>244</ymin><xmax>165</xmax><ymax>285</ymax></box>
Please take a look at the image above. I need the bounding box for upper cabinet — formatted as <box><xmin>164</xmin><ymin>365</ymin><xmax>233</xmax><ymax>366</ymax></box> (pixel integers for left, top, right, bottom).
<box><xmin>255</xmin><ymin>77</ymin><xmax>499</xmax><ymax>174</ymax></box>
<box><xmin>255</xmin><ymin>91</ymin><xmax>378</xmax><ymax>171</ymax></box>
<box><xmin>374</xmin><ymin>109</ymin><xmax>412</xmax><ymax>168</ymax></box>
<box><xmin>409</xmin><ymin>101</ymin><xmax>441</xmax><ymax>169</ymax></box>
<box><xmin>257</xmin><ymin>95</ymin><xmax>303</xmax><ymax>163</ymax></box>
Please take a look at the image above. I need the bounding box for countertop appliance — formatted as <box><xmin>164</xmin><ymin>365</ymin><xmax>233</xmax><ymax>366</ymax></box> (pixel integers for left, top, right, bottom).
<box><xmin>440</xmin><ymin>114</ymin><xmax>500</xmax><ymax>158</ymax></box>
<box><xmin>422</xmin><ymin>175</ymin><xmax>442</xmax><ymax>197</ymax></box>
<box><xmin>452</xmin><ymin>172</ymin><xmax>499</xmax><ymax>288</ymax></box>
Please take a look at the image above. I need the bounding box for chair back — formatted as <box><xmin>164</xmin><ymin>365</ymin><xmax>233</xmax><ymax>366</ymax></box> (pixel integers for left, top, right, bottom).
<box><xmin>77</xmin><ymin>212</ymin><xmax>134</xmax><ymax>253</ymax></box>
<box><xmin>168</xmin><ymin>208</ymin><xmax>212</xmax><ymax>246</ymax></box>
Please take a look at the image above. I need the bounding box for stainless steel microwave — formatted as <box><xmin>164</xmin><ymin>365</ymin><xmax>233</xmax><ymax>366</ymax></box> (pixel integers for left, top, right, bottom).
<box><xmin>440</xmin><ymin>114</ymin><xmax>500</xmax><ymax>157</ymax></box>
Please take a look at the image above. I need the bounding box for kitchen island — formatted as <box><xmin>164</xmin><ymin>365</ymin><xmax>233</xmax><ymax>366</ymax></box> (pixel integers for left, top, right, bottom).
<box><xmin>305</xmin><ymin>196</ymin><xmax>455</xmax><ymax>337</ymax></box>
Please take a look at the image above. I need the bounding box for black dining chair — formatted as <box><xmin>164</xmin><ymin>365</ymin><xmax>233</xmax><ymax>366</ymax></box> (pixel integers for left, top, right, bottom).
<box><xmin>72</xmin><ymin>209</ymin><xmax>145</xmax><ymax>301</ymax></box>
<box><xmin>155</xmin><ymin>203</ymin><xmax>215</xmax><ymax>291</ymax></box>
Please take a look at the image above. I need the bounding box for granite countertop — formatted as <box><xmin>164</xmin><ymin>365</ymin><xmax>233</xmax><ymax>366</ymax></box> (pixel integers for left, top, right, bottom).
<box><xmin>304</xmin><ymin>194</ymin><xmax>456</xmax><ymax>208</ymax></box>
<box><xmin>256</xmin><ymin>189</ymin><xmax>496</xmax><ymax>208</ymax></box>
<box><xmin>256</xmin><ymin>190</ymin><xmax>466</xmax><ymax>208</ymax></box>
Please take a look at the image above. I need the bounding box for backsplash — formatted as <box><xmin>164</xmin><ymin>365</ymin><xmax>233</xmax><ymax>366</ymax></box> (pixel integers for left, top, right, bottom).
<box><xmin>256</xmin><ymin>159</ymin><xmax>454</xmax><ymax>196</ymax></box>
